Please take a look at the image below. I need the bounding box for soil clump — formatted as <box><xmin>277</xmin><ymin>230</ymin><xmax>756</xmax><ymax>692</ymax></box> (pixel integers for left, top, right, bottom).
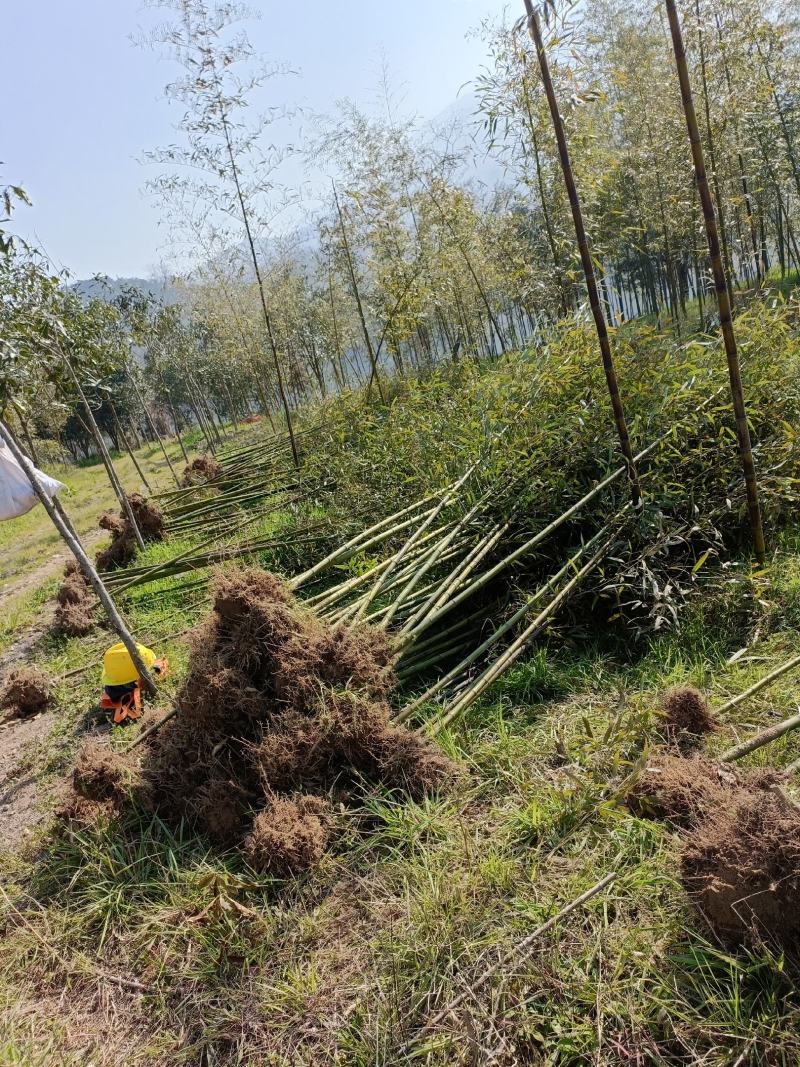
<box><xmin>96</xmin><ymin>494</ymin><xmax>165</xmax><ymax>570</ymax></box>
<box><xmin>660</xmin><ymin>686</ymin><xmax>717</xmax><ymax>744</ymax></box>
<box><xmin>0</xmin><ymin>665</ymin><xmax>54</xmax><ymax>718</ymax></box>
<box><xmin>63</xmin><ymin>567</ymin><xmax>456</xmax><ymax>875</ymax></box>
<box><xmin>627</xmin><ymin>747</ymin><xmax>799</xmax><ymax>950</ymax></box>
<box><xmin>181</xmin><ymin>454</ymin><xmax>222</xmax><ymax>487</ymax></box>
<box><xmin>53</xmin><ymin>561</ymin><xmax>95</xmax><ymax>637</ymax></box>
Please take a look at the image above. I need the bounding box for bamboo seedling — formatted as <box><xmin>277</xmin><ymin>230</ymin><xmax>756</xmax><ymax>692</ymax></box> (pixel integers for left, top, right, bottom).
<box><xmin>664</xmin><ymin>0</ymin><xmax>766</xmax><ymax>564</ymax></box>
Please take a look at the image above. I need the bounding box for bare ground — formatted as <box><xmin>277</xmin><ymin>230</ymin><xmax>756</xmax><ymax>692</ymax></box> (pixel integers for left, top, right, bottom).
<box><xmin>0</xmin><ymin>710</ymin><xmax>55</xmax><ymax>850</ymax></box>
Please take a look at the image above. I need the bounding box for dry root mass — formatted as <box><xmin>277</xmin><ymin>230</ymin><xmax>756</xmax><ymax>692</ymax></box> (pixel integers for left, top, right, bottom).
<box><xmin>0</xmin><ymin>664</ymin><xmax>54</xmax><ymax>718</ymax></box>
<box><xmin>53</xmin><ymin>560</ymin><xmax>96</xmax><ymax>637</ymax></box>
<box><xmin>627</xmin><ymin>737</ymin><xmax>800</xmax><ymax>950</ymax></box>
<box><xmin>180</xmin><ymin>454</ymin><xmax>222</xmax><ymax>487</ymax></box>
<box><xmin>64</xmin><ymin>567</ymin><xmax>456</xmax><ymax>876</ymax></box>
<box><xmin>96</xmin><ymin>493</ymin><xmax>165</xmax><ymax>570</ymax></box>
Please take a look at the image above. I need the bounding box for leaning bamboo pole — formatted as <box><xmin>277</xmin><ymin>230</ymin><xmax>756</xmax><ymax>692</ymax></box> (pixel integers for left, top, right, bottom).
<box><xmin>714</xmin><ymin>652</ymin><xmax>800</xmax><ymax>719</ymax></box>
<box><xmin>522</xmin><ymin>0</ymin><xmax>641</xmax><ymax>507</ymax></box>
<box><xmin>428</xmin><ymin>538</ymin><xmax>611</xmax><ymax>734</ymax></box>
<box><xmin>0</xmin><ymin>420</ymin><xmax>157</xmax><ymax>697</ymax></box>
<box><xmin>664</xmin><ymin>0</ymin><xmax>766</xmax><ymax>565</ymax></box>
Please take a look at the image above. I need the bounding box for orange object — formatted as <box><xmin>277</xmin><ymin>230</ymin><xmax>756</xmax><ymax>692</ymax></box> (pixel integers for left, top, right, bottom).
<box><xmin>101</xmin><ymin>683</ymin><xmax>143</xmax><ymax>725</ymax></box>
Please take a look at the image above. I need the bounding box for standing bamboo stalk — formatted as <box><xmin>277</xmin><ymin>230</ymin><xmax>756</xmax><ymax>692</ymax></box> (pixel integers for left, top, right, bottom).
<box><xmin>59</xmin><ymin>350</ymin><xmax>146</xmax><ymax>551</ymax></box>
<box><xmin>111</xmin><ymin>404</ymin><xmax>152</xmax><ymax>493</ymax></box>
<box><xmin>522</xmin><ymin>0</ymin><xmax>641</xmax><ymax>507</ymax></box>
<box><xmin>0</xmin><ymin>420</ymin><xmax>156</xmax><ymax>697</ymax></box>
<box><xmin>332</xmin><ymin>182</ymin><xmax>386</xmax><ymax>402</ymax></box>
<box><xmin>664</xmin><ymin>0</ymin><xmax>766</xmax><ymax>564</ymax></box>
<box><xmin>128</xmin><ymin>372</ymin><xmax>180</xmax><ymax>488</ymax></box>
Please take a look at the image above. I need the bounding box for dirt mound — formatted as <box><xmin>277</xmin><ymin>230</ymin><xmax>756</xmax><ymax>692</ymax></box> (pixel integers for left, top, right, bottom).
<box><xmin>660</xmin><ymin>686</ymin><xmax>717</xmax><ymax>743</ymax></box>
<box><xmin>681</xmin><ymin>789</ymin><xmax>800</xmax><ymax>948</ymax></box>
<box><xmin>181</xmin><ymin>454</ymin><xmax>222</xmax><ymax>487</ymax></box>
<box><xmin>62</xmin><ymin>567</ymin><xmax>457</xmax><ymax>874</ymax></box>
<box><xmin>53</xmin><ymin>564</ymin><xmax>95</xmax><ymax>637</ymax></box>
<box><xmin>0</xmin><ymin>665</ymin><xmax>54</xmax><ymax>718</ymax></box>
<box><xmin>96</xmin><ymin>494</ymin><xmax>165</xmax><ymax>570</ymax></box>
<box><xmin>626</xmin><ymin>749</ymin><xmax>798</xmax><ymax>949</ymax></box>
<box><xmin>72</xmin><ymin>742</ymin><xmax>142</xmax><ymax>807</ymax></box>
<box><xmin>626</xmin><ymin>753</ymin><xmax>742</xmax><ymax>828</ymax></box>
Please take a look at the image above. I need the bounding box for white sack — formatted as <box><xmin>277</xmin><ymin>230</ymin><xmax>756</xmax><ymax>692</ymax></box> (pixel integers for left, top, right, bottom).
<box><xmin>0</xmin><ymin>440</ymin><xmax>66</xmax><ymax>521</ymax></box>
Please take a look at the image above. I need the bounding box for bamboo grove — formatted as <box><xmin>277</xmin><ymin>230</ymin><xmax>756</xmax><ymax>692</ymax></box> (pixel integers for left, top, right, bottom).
<box><xmin>2</xmin><ymin>0</ymin><xmax>798</xmax><ymax>466</ymax></box>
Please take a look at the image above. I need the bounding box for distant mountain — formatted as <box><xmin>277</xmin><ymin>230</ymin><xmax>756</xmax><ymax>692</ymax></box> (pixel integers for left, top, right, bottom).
<box><xmin>70</xmin><ymin>276</ymin><xmax>182</xmax><ymax>305</ymax></box>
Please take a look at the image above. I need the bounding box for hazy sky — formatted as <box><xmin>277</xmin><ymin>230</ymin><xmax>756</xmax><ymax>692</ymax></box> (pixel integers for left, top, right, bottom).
<box><xmin>4</xmin><ymin>0</ymin><xmax>514</xmax><ymax>279</ymax></box>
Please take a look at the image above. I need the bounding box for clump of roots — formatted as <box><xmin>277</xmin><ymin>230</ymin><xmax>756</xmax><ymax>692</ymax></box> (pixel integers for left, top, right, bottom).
<box><xmin>682</xmin><ymin>789</ymin><xmax>800</xmax><ymax>948</ymax></box>
<box><xmin>0</xmin><ymin>665</ymin><xmax>54</xmax><ymax>718</ymax></box>
<box><xmin>626</xmin><ymin>748</ymin><xmax>799</xmax><ymax>949</ymax></box>
<box><xmin>181</xmin><ymin>454</ymin><xmax>222</xmax><ymax>487</ymax></box>
<box><xmin>243</xmin><ymin>795</ymin><xmax>330</xmax><ymax>876</ymax></box>
<box><xmin>660</xmin><ymin>686</ymin><xmax>717</xmax><ymax>744</ymax></box>
<box><xmin>106</xmin><ymin>566</ymin><xmax>458</xmax><ymax>875</ymax></box>
<box><xmin>53</xmin><ymin>562</ymin><xmax>96</xmax><ymax>637</ymax></box>
<box><xmin>96</xmin><ymin>493</ymin><xmax>165</xmax><ymax>571</ymax></box>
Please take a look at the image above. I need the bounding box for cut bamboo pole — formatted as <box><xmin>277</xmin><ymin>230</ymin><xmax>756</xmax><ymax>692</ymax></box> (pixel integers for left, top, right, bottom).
<box><xmin>523</xmin><ymin>0</ymin><xmax>640</xmax><ymax>507</ymax></box>
<box><xmin>430</xmin><ymin>539</ymin><xmax>611</xmax><ymax>734</ymax></box>
<box><xmin>395</xmin><ymin>529</ymin><xmax>610</xmax><ymax>724</ymax></box>
<box><xmin>664</xmin><ymin>0</ymin><xmax>766</xmax><ymax>564</ymax></box>
<box><xmin>0</xmin><ymin>420</ymin><xmax>157</xmax><ymax>698</ymax></box>
<box><xmin>290</xmin><ymin>490</ymin><xmax>447</xmax><ymax>589</ymax></box>
<box><xmin>721</xmin><ymin>709</ymin><xmax>800</xmax><ymax>763</ymax></box>
<box><xmin>714</xmin><ymin>653</ymin><xmax>800</xmax><ymax>719</ymax></box>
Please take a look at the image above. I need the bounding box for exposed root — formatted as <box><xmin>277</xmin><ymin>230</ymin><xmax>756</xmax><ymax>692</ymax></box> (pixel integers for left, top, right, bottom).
<box><xmin>243</xmin><ymin>795</ymin><xmax>330</xmax><ymax>876</ymax></box>
<box><xmin>123</xmin><ymin>566</ymin><xmax>458</xmax><ymax>874</ymax></box>
<box><xmin>626</xmin><ymin>752</ymin><xmax>742</xmax><ymax>828</ymax></box>
<box><xmin>0</xmin><ymin>665</ymin><xmax>54</xmax><ymax>718</ymax></box>
<box><xmin>626</xmin><ymin>747</ymin><xmax>798</xmax><ymax>949</ymax></box>
<box><xmin>72</xmin><ymin>743</ymin><xmax>142</xmax><ymax>807</ymax></box>
<box><xmin>181</xmin><ymin>454</ymin><xmax>222</xmax><ymax>487</ymax></box>
<box><xmin>660</xmin><ymin>686</ymin><xmax>717</xmax><ymax>744</ymax></box>
<box><xmin>681</xmin><ymin>789</ymin><xmax>800</xmax><ymax>949</ymax></box>
<box><xmin>96</xmin><ymin>494</ymin><xmax>165</xmax><ymax>571</ymax></box>
<box><xmin>53</xmin><ymin>564</ymin><xmax>96</xmax><ymax>637</ymax></box>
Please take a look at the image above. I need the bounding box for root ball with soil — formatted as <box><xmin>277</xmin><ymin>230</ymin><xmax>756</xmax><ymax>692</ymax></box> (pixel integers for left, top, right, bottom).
<box><xmin>63</xmin><ymin>567</ymin><xmax>457</xmax><ymax>875</ymax></box>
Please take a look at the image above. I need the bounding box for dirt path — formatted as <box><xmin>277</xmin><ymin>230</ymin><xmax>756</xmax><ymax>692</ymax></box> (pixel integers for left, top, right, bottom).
<box><xmin>0</xmin><ymin>711</ymin><xmax>55</xmax><ymax>850</ymax></box>
<box><xmin>0</xmin><ymin>529</ymin><xmax>104</xmax><ymax>608</ymax></box>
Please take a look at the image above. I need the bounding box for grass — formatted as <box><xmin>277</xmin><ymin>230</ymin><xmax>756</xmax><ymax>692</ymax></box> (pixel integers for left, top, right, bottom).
<box><xmin>4</xmin><ymin>543</ymin><xmax>800</xmax><ymax>1064</ymax></box>
<box><xmin>3</xmin><ymin>300</ymin><xmax>800</xmax><ymax>1063</ymax></box>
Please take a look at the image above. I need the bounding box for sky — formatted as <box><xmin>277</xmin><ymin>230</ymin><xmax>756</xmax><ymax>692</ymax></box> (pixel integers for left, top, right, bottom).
<box><xmin>4</xmin><ymin>0</ymin><xmax>514</xmax><ymax>279</ymax></box>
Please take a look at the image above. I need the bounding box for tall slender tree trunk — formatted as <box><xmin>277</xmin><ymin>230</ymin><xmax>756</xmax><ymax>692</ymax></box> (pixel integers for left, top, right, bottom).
<box><xmin>215</xmin><ymin>113</ymin><xmax>299</xmax><ymax>466</ymax></box>
<box><xmin>60</xmin><ymin>350</ymin><xmax>145</xmax><ymax>550</ymax></box>
<box><xmin>111</xmin><ymin>403</ymin><xmax>152</xmax><ymax>493</ymax></box>
<box><xmin>523</xmin><ymin>0</ymin><xmax>641</xmax><ymax>505</ymax></box>
<box><xmin>129</xmin><ymin>371</ymin><xmax>180</xmax><ymax>488</ymax></box>
<box><xmin>665</xmin><ymin>0</ymin><xmax>765</xmax><ymax>563</ymax></box>
<box><xmin>332</xmin><ymin>183</ymin><xmax>386</xmax><ymax>402</ymax></box>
